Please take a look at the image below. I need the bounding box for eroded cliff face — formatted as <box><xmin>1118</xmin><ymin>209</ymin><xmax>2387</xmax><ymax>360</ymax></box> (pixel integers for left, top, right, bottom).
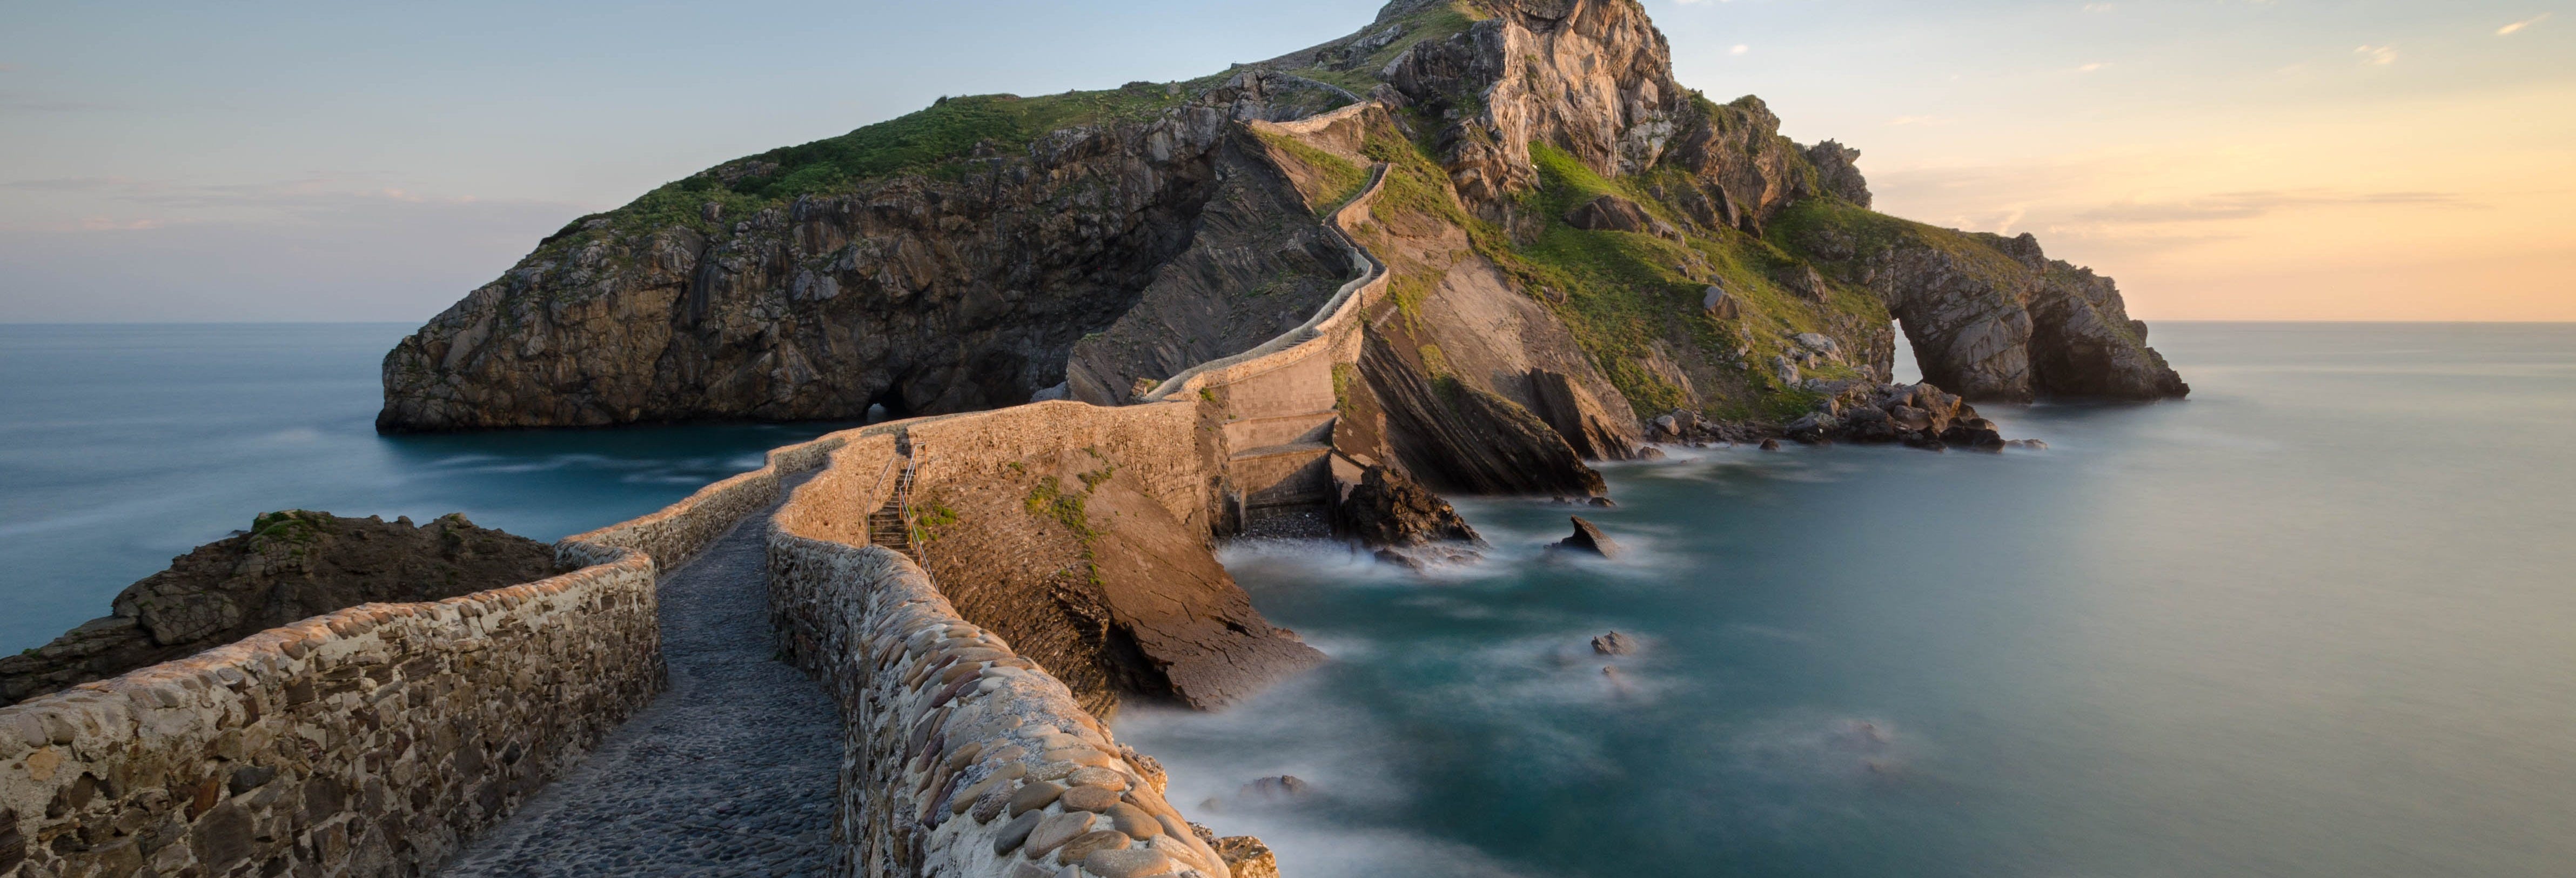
<box><xmin>906</xmin><ymin>445</ymin><xmax>1324</xmax><ymax>716</ymax></box>
<box><xmin>378</xmin><ymin>75</ymin><xmax>1354</xmax><ymax>431</ymax></box>
<box><xmin>384</xmin><ymin>0</ymin><xmax>2184</xmax><ymax>442</ymax></box>
<box><xmin>1779</xmin><ymin>204</ymin><xmax>2189</xmax><ymax>401</ymax></box>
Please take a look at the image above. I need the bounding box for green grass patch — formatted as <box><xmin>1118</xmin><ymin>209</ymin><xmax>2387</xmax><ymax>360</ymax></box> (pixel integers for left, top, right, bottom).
<box><xmin>534</xmin><ymin>83</ymin><xmax>1210</xmax><ymax>261</ymax></box>
<box><xmin>1253</xmin><ymin>128</ymin><xmax>1370</xmax><ymax>212</ymax></box>
<box><xmin>1347</xmin><ymin>136</ymin><xmax>1890</xmax><ymax>420</ymax></box>
<box><xmin>1025</xmin><ymin>475</ymin><xmax>1096</xmax><ymax>540</ymax></box>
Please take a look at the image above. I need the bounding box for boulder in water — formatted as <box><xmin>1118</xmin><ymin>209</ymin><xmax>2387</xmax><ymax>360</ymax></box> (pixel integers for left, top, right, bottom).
<box><xmin>1592</xmin><ymin>631</ymin><xmax>1639</xmax><ymax>655</ymax></box>
<box><xmin>1556</xmin><ymin>516</ymin><xmax>1624</xmax><ymax>559</ymax></box>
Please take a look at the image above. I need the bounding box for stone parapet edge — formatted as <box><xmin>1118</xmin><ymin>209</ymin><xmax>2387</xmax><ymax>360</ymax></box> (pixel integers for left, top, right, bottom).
<box><xmin>769</xmin><ymin>514</ymin><xmax>1232</xmax><ymax>877</ymax></box>
<box><xmin>0</xmin><ymin>430</ymin><xmax>858</xmax><ymax>877</ymax></box>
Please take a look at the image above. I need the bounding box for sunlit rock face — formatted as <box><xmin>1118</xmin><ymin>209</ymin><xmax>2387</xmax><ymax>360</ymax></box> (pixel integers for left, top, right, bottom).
<box><xmin>382</xmin><ymin>0</ymin><xmax>2183</xmax><ymax>438</ymax></box>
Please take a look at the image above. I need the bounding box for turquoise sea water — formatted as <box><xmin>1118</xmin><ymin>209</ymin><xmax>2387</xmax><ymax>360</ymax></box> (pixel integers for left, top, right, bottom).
<box><xmin>0</xmin><ymin>323</ymin><xmax>851</xmax><ymax>653</ymax></box>
<box><xmin>1118</xmin><ymin>323</ymin><xmax>2576</xmax><ymax>878</ymax></box>
<box><xmin>5</xmin><ymin>323</ymin><xmax>2571</xmax><ymax>876</ymax></box>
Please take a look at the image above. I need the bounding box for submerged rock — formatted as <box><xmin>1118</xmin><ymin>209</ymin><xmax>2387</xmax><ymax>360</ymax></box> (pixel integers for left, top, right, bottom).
<box><xmin>0</xmin><ymin>510</ymin><xmax>561</xmax><ymax>707</ymax></box>
<box><xmin>1592</xmin><ymin>631</ymin><xmax>1639</xmax><ymax>655</ymax></box>
<box><xmin>1555</xmin><ymin>515</ymin><xmax>1624</xmax><ymax>559</ymax></box>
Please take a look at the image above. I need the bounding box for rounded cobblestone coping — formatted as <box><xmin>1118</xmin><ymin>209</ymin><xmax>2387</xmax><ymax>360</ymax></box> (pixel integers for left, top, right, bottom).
<box><xmin>768</xmin><ymin>531</ymin><xmax>1234</xmax><ymax>877</ymax></box>
<box><xmin>0</xmin><ymin>552</ymin><xmax>661</xmax><ymax>877</ymax></box>
<box><xmin>0</xmin><ymin>430</ymin><xmax>862</xmax><ymax>877</ymax></box>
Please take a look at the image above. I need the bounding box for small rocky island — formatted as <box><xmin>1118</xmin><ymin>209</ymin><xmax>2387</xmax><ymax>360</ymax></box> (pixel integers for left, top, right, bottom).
<box><xmin>0</xmin><ymin>511</ymin><xmax>559</xmax><ymax>706</ymax></box>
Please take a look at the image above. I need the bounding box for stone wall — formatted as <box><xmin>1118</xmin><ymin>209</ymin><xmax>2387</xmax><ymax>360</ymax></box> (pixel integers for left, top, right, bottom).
<box><xmin>0</xmin><ymin>432</ymin><xmax>854</xmax><ymax>878</ymax></box>
<box><xmin>905</xmin><ymin>401</ymin><xmax>1212</xmax><ymax>536</ymax></box>
<box><xmin>1131</xmin><ymin>130</ymin><xmax>1392</xmax><ymax>528</ymax></box>
<box><xmin>768</xmin><ymin>529</ymin><xmax>1237</xmax><ymax>877</ymax></box>
<box><xmin>0</xmin><ymin>111</ymin><xmax>1387</xmax><ymax>878</ymax></box>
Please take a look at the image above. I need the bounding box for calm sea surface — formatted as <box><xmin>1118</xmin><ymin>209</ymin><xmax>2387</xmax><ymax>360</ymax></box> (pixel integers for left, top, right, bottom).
<box><xmin>1118</xmin><ymin>323</ymin><xmax>2576</xmax><ymax>878</ymax></box>
<box><xmin>5</xmin><ymin>323</ymin><xmax>2571</xmax><ymax>876</ymax></box>
<box><xmin>0</xmin><ymin>323</ymin><xmax>851</xmax><ymax>653</ymax></box>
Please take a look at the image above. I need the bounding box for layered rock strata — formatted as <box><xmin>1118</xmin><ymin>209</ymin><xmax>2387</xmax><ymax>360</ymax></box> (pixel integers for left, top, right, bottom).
<box><xmin>383</xmin><ymin>0</ymin><xmax>2185</xmax><ymax>488</ymax></box>
<box><xmin>2</xmin><ymin>511</ymin><xmax>560</xmax><ymax>707</ymax></box>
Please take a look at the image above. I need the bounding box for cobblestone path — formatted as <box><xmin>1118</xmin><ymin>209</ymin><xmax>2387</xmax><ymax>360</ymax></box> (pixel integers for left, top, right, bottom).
<box><xmin>440</xmin><ymin>478</ymin><xmax>838</xmax><ymax>877</ymax></box>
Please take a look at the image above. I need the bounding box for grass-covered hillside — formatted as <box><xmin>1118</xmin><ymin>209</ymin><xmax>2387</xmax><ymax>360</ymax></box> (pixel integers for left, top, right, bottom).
<box><xmin>1322</xmin><ymin>108</ymin><xmax>1889</xmax><ymax>423</ymax></box>
<box><xmin>532</xmin><ymin>81</ymin><xmax>1218</xmax><ymax>256</ymax></box>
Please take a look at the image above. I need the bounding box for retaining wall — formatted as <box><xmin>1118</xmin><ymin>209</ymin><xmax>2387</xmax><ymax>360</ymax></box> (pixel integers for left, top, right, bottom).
<box><xmin>0</xmin><ymin>432</ymin><xmax>853</xmax><ymax>878</ymax></box>
<box><xmin>0</xmin><ymin>103</ymin><xmax>1401</xmax><ymax>878</ymax></box>
<box><xmin>770</xmin><ymin>510</ymin><xmax>1235</xmax><ymax>877</ymax></box>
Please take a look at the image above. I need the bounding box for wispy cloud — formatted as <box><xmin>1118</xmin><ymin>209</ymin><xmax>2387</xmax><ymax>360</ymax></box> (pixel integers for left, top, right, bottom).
<box><xmin>2076</xmin><ymin>62</ymin><xmax>2109</xmax><ymax>73</ymax></box>
<box><xmin>2497</xmin><ymin>13</ymin><xmax>2551</xmax><ymax>35</ymax></box>
<box><xmin>2077</xmin><ymin>190</ymin><xmax>2471</xmax><ymax>224</ymax></box>
<box><xmin>1729</xmin><ymin>44</ymin><xmax>1749</xmax><ymax>56</ymax></box>
<box><xmin>2354</xmin><ymin>44</ymin><xmax>2398</xmax><ymax>65</ymax></box>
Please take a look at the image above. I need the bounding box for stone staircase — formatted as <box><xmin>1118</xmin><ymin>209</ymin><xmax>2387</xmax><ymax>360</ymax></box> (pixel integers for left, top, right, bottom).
<box><xmin>866</xmin><ymin>451</ymin><xmax>918</xmax><ymax>559</ymax></box>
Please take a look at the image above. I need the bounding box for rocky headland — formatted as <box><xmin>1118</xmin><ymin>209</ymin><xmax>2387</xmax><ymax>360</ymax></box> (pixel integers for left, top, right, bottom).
<box><xmin>367</xmin><ymin>0</ymin><xmax>2191</xmax><ymax>703</ymax></box>
<box><xmin>0</xmin><ymin>511</ymin><xmax>559</xmax><ymax>707</ymax></box>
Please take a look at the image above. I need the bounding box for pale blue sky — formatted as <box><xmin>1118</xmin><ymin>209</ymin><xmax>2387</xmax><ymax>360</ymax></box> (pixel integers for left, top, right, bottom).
<box><xmin>3</xmin><ymin>1</ymin><xmax>2568</xmax><ymax>322</ymax></box>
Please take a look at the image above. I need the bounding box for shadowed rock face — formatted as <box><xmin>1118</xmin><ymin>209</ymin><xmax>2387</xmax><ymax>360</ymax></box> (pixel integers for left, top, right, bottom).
<box><xmin>911</xmin><ymin>453</ymin><xmax>1322</xmax><ymax>716</ymax></box>
<box><xmin>0</xmin><ymin>511</ymin><xmax>560</xmax><ymax>706</ymax></box>
<box><xmin>1353</xmin><ymin>332</ymin><xmax>1605</xmax><ymax>497</ymax></box>
<box><xmin>1330</xmin><ymin>463</ymin><xmax>1482</xmax><ymax>547</ymax></box>
<box><xmin>377</xmin><ymin>74</ymin><xmax>1353</xmax><ymax>432</ymax></box>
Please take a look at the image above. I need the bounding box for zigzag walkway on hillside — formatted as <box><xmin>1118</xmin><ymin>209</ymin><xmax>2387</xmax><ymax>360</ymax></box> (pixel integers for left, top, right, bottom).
<box><xmin>439</xmin><ymin>473</ymin><xmax>836</xmax><ymax>878</ymax></box>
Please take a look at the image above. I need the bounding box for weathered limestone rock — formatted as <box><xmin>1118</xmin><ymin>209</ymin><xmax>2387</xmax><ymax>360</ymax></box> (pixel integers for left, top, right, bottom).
<box><xmin>1215</xmin><ymin>835</ymin><xmax>1280</xmax><ymax>878</ymax></box>
<box><xmin>1556</xmin><ymin>515</ymin><xmax>1624</xmax><ymax>558</ymax></box>
<box><xmin>1354</xmin><ymin>333</ymin><xmax>1605</xmax><ymax>497</ymax></box>
<box><xmin>1810</xmin><ymin>226</ymin><xmax>2188</xmax><ymax>402</ymax></box>
<box><xmin>1564</xmin><ymin>193</ymin><xmax>1677</xmax><ymax>239</ymax></box>
<box><xmin>0</xmin><ymin>510</ymin><xmax>559</xmax><ymax>706</ymax></box>
<box><xmin>1806</xmin><ymin>139</ymin><xmax>1872</xmax><ymax>207</ymax></box>
<box><xmin>1527</xmin><ymin>369</ymin><xmax>1644</xmax><ymax>461</ymax></box>
<box><xmin>1330</xmin><ymin>462</ymin><xmax>1482</xmax><ymax>548</ymax></box>
<box><xmin>1701</xmin><ymin>285</ymin><xmax>1741</xmax><ymax>320</ymax></box>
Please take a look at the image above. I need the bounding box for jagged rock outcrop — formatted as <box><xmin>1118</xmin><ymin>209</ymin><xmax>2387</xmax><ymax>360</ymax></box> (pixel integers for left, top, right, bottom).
<box><xmin>1564</xmin><ymin>194</ymin><xmax>1676</xmax><ymax>239</ymax></box>
<box><xmin>1330</xmin><ymin>462</ymin><xmax>1482</xmax><ymax>547</ymax></box>
<box><xmin>1806</xmin><ymin>140</ymin><xmax>1872</xmax><ymax>208</ymax></box>
<box><xmin>384</xmin><ymin>0</ymin><xmax>2183</xmax><ymax>465</ymax></box>
<box><xmin>1353</xmin><ymin>333</ymin><xmax>1605</xmax><ymax>497</ymax></box>
<box><xmin>1526</xmin><ymin>368</ymin><xmax>1643</xmax><ymax>460</ymax></box>
<box><xmin>1783</xmin><ymin>380</ymin><xmax>2011</xmax><ymax>450</ymax></box>
<box><xmin>910</xmin><ymin>450</ymin><xmax>1323</xmax><ymax>715</ymax></box>
<box><xmin>1554</xmin><ymin>515</ymin><xmax>1622</xmax><ymax>558</ymax></box>
<box><xmin>1592</xmin><ymin>630</ymin><xmax>1638</xmax><ymax>655</ymax></box>
<box><xmin>0</xmin><ymin>511</ymin><xmax>559</xmax><ymax>706</ymax></box>
<box><xmin>1790</xmin><ymin>219</ymin><xmax>2189</xmax><ymax>401</ymax></box>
